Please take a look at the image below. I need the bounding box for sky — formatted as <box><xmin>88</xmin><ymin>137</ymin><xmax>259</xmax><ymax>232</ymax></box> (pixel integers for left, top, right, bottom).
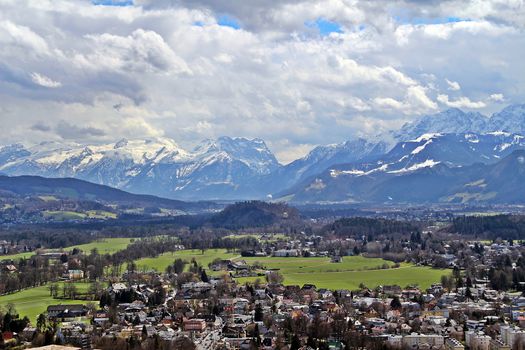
<box><xmin>0</xmin><ymin>0</ymin><xmax>523</xmax><ymax>163</ymax></box>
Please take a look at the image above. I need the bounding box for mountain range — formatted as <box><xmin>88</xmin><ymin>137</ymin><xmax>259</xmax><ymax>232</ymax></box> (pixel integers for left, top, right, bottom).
<box><xmin>1</xmin><ymin>104</ymin><xmax>524</xmax><ymax>204</ymax></box>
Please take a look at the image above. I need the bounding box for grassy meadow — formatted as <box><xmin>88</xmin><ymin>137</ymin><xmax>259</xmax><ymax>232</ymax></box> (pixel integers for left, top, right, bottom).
<box><xmin>135</xmin><ymin>249</ymin><xmax>240</xmax><ymax>272</ymax></box>
<box><xmin>42</xmin><ymin>209</ymin><xmax>117</xmax><ymax>221</ymax></box>
<box><xmin>236</xmin><ymin>255</ymin><xmax>400</xmax><ymax>274</ymax></box>
<box><xmin>134</xmin><ymin>249</ymin><xmax>449</xmax><ymax>290</ymax></box>
<box><xmin>0</xmin><ymin>237</ymin><xmax>135</xmax><ymax>261</ymax></box>
<box><xmin>0</xmin><ymin>282</ymin><xmax>96</xmax><ymax>323</ymax></box>
<box><xmin>67</xmin><ymin>237</ymin><xmax>135</xmax><ymax>254</ymax></box>
<box><xmin>236</xmin><ymin>264</ymin><xmax>448</xmax><ymax>290</ymax></box>
<box><xmin>223</xmin><ymin>233</ymin><xmax>288</xmax><ymax>242</ymax></box>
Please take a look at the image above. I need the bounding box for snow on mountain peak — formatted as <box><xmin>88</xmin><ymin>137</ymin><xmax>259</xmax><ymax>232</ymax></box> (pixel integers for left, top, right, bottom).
<box><xmin>411</xmin><ymin>133</ymin><xmax>443</xmax><ymax>143</ymax></box>
<box><xmin>393</xmin><ymin>108</ymin><xmax>488</xmax><ymax>143</ymax></box>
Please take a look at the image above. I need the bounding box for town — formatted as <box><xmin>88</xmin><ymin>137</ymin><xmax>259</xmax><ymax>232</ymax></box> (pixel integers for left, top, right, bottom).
<box><xmin>1</xmin><ymin>209</ymin><xmax>525</xmax><ymax>350</ymax></box>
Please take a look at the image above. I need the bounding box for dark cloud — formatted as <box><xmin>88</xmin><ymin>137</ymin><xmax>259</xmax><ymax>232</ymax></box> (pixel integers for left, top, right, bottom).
<box><xmin>30</xmin><ymin>122</ymin><xmax>51</xmax><ymax>132</ymax></box>
<box><xmin>55</xmin><ymin>120</ymin><xmax>106</xmax><ymax>140</ymax></box>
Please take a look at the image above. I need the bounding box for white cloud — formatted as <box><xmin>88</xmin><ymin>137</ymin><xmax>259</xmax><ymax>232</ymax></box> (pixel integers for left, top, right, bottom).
<box><xmin>0</xmin><ymin>20</ymin><xmax>49</xmax><ymax>54</ymax></box>
<box><xmin>406</xmin><ymin>86</ymin><xmax>438</xmax><ymax>112</ymax></box>
<box><xmin>82</xmin><ymin>29</ymin><xmax>192</xmax><ymax>75</ymax></box>
<box><xmin>437</xmin><ymin>94</ymin><xmax>487</xmax><ymax>109</ymax></box>
<box><xmin>0</xmin><ymin>0</ymin><xmax>523</xmax><ymax>161</ymax></box>
<box><xmin>374</xmin><ymin>97</ymin><xmax>405</xmax><ymax>110</ymax></box>
<box><xmin>30</xmin><ymin>72</ymin><xmax>62</xmax><ymax>88</ymax></box>
<box><xmin>446</xmin><ymin>79</ymin><xmax>461</xmax><ymax>91</ymax></box>
<box><xmin>490</xmin><ymin>93</ymin><xmax>505</xmax><ymax>102</ymax></box>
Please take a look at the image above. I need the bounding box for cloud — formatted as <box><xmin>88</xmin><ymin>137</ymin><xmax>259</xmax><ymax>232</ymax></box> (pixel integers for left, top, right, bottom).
<box><xmin>0</xmin><ymin>0</ymin><xmax>523</xmax><ymax>162</ymax></box>
<box><xmin>55</xmin><ymin>120</ymin><xmax>106</xmax><ymax>140</ymax></box>
<box><xmin>446</xmin><ymin>79</ymin><xmax>461</xmax><ymax>91</ymax></box>
<box><xmin>437</xmin><ymin>94</ymin><xmax>487</xmax><ymax>109</ymax></box>
<box><xmin>82</xmin><ymin>29</ymin><xmax>192</xmax><ymax>74</ymax></box>
<box><xmin>373</xmin><ymin>86</ymin><xmax>437</xmax><ymax>115</ymax></box>
<box><xmin>0</xmin><ymin>20</ymin><xmax>49</xmax><ymax>54</ymax></box>
<box><xmin>30</xmin><ymin>122</ymin><xmax>51</xmax><ymax>132</ymax></box>
<box><xmin>490</xmin><ymin>93</ymin><xmax>505</xmax><ymax>102</ymax></box>
<box><xmin>31</xmin><ymin>72</ymin><xmax>62</xmax><ymax>88</ymax></box>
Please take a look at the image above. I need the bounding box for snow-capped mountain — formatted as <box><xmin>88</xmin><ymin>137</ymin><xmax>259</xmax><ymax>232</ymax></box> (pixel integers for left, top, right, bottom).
<box><xmin>123</xmin><ymin>137</ymin><xmax>281</xmax><ymax>199</ymax></box>
<box><xmin>391</xmin><ymin>104</ymin><xmax>525</xmax><ymax>144</ymax></box>
<box><xmin>262</xmin><ymin>138</ymin><xmax>388</xmax><ymax>193</ymax></box>
<box><xmin>278</xmin><ymin>132</ymin><xmax>525</xmax><ymax>203</ymax></box>
<box><xmin>1</xmin><ymin>103</ymin><xmax>524</xmax><ymax>202</ymax></box>
<box><xmin>278</xmin><ymin>149</ymin><xmax>525</xmax><ymax>204</ymax></box>
<box><xmin>0</xmin><ymin>137</ymin><xmax>280</xmax><ymax>200</ymax></box>
<box><xmin>392</xmin><ymin>108</ymin><xmax>488</xmax><ymax>143</ymax></box>
<box><xmin>380</xmin><ymin>132</ymin><xmax>525</xmax><ymax>172</ymax></box>
<box><xmin>487</xmin><ymin>104</ymin><xmax>525</xmax><ymax>135</ymax></box>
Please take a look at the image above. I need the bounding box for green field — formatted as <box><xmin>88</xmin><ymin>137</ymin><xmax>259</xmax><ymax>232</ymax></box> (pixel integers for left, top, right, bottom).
<box><xmin>237</xmin><ymin>255</ymin><xmax>399</xmax><ymax>274</ymax></box>
<box><xmin>135</xmin><ymin>249</ymin><xmax>240</xmax><ymax>272</ymax></box>
<box><xmin>237</xmin><ymin>264</ymin><xmax>448</xmax><ymax>290</ymax></box>
<box><xmin>43</xmin><ymin>210</ymin><xmax>87</xmax><ymax>220</ymax></box>
<box><xmin>0</xmin><ymin>238</ymin><xmax>135</xmax><ymax>261</ymax></box>
<box><xmin>68</xmin><ymin>238</ymin><xmax>135</xmax><ymax>254</ymax></box>
<box><xmin>0</xmin><ymin>282</ymin><xmax>94</xmax><ymax>323</ymax></box>
<box><xmin>135</xmin><ymin>250</ymin><xmax>448</xmax><ymax>290</ymax></box>
<box><xmin>223</xmin><ymin>234</ymin><xmax>288</xmax><ymax>242</ymax></box>
<box><xmin>85</xmin><ymin>210</ymin><xmax>118</xmax><ymax>219</ymax></box>
<box><xmin>0</xmin><ymin>251</ymin><xmax>35</xmax><ymax>261</ymax></box>
<box><xmin>42</xmin><ymin>209</ymin><xmax>117</xmax><ymax>221</ymax></box>
<box><xmin>233</xmin><ymin>255</ymin><xmax>449</xmax><ymax>291</ymax></box>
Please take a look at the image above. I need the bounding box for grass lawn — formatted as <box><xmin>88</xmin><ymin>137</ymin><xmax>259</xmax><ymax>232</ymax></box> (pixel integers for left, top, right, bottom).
<box><xmin>223</xmin><ymin>234</ymin><xmax>288</xmax><ymax>242</ymax></box>
<box><xmin>68</xmin><ymin>238</ymin><xmax>135</xmax><ymax>255</ymax></box>
<box><xmin>0</xmin><ymin>238</ymin><xmax>135</xmax><ymax>261</ymax></box>
<box><xmin>0</xmin><ymin>251</ymin><xmax>35</xmax><ymax>261</ymax></box>
<box><xmin>0</xmin><ymin>282</ymin><xmax>96</xmax><ymax>323</ymax></box>
<box><xmin>236</xmin><ymin>265</ymin><xmax>449</xmax><ymax>291</ymax></box>
<box><xmin>135</xmin><ymin>249</ymin><xmax>240</xmax><ymax>272</ymax></box>
<box><xmin>85</xmin><ymin>210</ymin><xmax>118</xmax><ymax>219</ymax></box>
<box><xmin>236</xmin><ymin>255</ymin><xmax>400</xmax><ymax>274</ymax></box>
<box><xmin>43</xmin><ymin>210</ymin><xmax>87</xmax><ymax>221</ymax></box>
<box><xmin>232</xmin><ymin>255</ymin><xmax>449</xmax><ymax>291</ymax></box>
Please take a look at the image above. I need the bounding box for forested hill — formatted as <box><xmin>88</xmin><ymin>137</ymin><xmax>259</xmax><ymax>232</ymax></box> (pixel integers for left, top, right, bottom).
<box><xmin>450</xmin><ymin>215</ymin><xmax>525</xmax><ymax>240</ymax></box>
<box><xmin>208</xmin><ymin>201</ymin><xmax>300</xmax><ymax>229</ymax></box>
<box><xmin>0</xmin><ymin>175</ymin><xmax>213</xmax><ymax>210</ymax></box>
<box><xmin>323</xmin><ymin>217</ymin><xmax>421</xmax><ymax>238</ymax></box>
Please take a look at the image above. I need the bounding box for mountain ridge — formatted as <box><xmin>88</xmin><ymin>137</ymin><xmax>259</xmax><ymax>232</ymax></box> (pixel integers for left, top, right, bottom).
<box><xmin>279</xmin><ymin>150</ymin><xmax>525</xmax><ymax>204</ymax></box>
<box><xmin>1</xmin><ymin>103</ymin><xmax>524</xmax><ymax>201</ymax></box>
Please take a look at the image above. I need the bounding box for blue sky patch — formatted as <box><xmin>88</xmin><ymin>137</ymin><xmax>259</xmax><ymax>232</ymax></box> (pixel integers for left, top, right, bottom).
<box><xmin>396</xmin><ymin>16</ymin><xmax>470</xmax><ymax>25</ymax></box>
<box><xmin>217</xmin><ymin>14</ymin><xmax>241</xmax><ymax>29</ymax></box>
<box><xmin>305</xmin><ymin>18</ymin><xmax>343</xmax><ymax>36</ymax></box>
<box><xmin>92</xmin><ymin>0</ymin><xmax>133</xmax><ymax>6</ymax></box>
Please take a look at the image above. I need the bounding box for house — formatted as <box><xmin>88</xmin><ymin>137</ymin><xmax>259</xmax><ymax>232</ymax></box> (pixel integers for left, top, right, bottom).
<box><xmin>445</xmin><ymin>337</ymin><xmax>465</xmax><ymax>350</ymax></box>
<box><xmin>93</xmin><ymin>310</ymin><xmax>110</xmax><ymax>324</ymax></box>
<box><xmin>489</xmin><ymin>339</ymin><xmax>510</xmax><ymax>350</ymax></box>
<box><xmin>4</xmin><ymin>264</ymin><xmax>17</xmax><ymax>273</ymax></box>
<box><xmin>183</xmin><ymin>318</ymin><xmax>207</xmax><ymax>332</ymax></box>
<box><xmin>47</xmin><ymin>304</ymin><xmax>87</xmax><ymax>320</ymax></box>
<box><xmin>228</xmin><ymin>260</ymin><xmax>249</xmax><ymax>271</ymax></box>
<box><xmin>273</xmin><ymin>249</ymin><xmax>299</xmax><ymax>257</ymax></box>
<box><xmin>465</xmin><ymin>331</ymin><xmax>492</xmax><ymax>350</ymax></box>
<box><xmin>67</xmin><ymin>269</ymin><xmax>84</xmax><ymax>280</ymax></box>
<box><xmin>402</xmin><ymin>333</ymin><xmax>445</xmax><ymax>349</ymax></box>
